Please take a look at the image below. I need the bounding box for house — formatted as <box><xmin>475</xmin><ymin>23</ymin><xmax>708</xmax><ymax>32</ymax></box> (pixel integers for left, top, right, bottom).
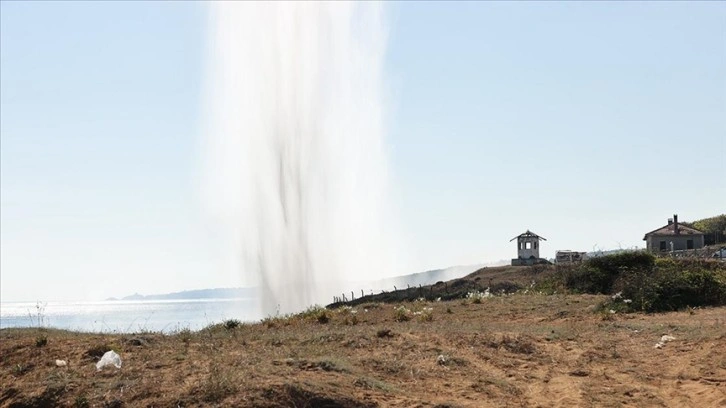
<box><xmin>643</xmin><ymin>214</ymin><xmax>705</xmax><ymax>252</ymax></box>
<box><xmin>555</xmin><ymin>250</ymin><xmax>587</xmax><ymax>264</ymax></box>
<box><xmin>510</xmin><ymin>230</ymin><xmax>549</xmax><ymax>266</ymax></box>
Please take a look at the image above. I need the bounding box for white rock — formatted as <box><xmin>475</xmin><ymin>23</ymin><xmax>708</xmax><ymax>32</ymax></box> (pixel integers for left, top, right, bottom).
<box><xmin>55</xmin><ymin>359</ymin><xmax>67</xmax><ymax>367</ymax></box>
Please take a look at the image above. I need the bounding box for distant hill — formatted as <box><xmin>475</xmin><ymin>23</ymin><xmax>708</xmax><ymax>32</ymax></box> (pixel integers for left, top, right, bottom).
<box><xmin>363</xmin><ymin>264</ymin><xmax>489</xmax><ymax>290</ymax></box>
<box><xmin>110</xmin><ymin>263</ymin><xmax>509</xmax><ymax>302</ymax></box>
<box><xmin>109</xmin><ymin>287</ymin><xmax>257</xmax><ymax>301</ymax></box>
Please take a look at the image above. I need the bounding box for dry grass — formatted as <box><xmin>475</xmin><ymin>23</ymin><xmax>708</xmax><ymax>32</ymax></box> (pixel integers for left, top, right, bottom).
<box><xmin>1</xmin><ymin>293</ymin><xmax>725</xmax><ymax>407</ymax></box>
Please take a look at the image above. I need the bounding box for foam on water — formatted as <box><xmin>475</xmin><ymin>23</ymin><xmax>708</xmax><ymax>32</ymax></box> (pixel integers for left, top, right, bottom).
<box><xmin>202</xmin><ymin>2</ymin><xmax>401</xmax><ymax>315</ymax></box>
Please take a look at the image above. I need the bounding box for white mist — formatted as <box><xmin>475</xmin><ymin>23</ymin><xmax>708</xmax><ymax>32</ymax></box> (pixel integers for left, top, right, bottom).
<box><xmin>202</xmin><ymin>2</ymin><xmax>401</xmax><ymax>315</ymax></box>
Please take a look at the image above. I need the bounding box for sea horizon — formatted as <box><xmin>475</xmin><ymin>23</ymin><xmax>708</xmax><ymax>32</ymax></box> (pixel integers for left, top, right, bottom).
<box><xmin>0</xmin><ymin>298</ymin><xmax>261</xmax><ymax>333</ymax></box>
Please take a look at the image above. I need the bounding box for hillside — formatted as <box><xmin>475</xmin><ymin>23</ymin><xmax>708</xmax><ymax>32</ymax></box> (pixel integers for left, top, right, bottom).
<box><xmin>2</xmin><ymin>263</ymin><xmax>724</xmax><ymax>407</ymax></box>
<box><xmin>329</xmin><ymin>265</ymin><xmax>549</xmax><ymax>307</ymax></box>
<box><xmin>108</xmin><ymin>264</ymin><xmax>489</xmax><ymax>304</ymax></box>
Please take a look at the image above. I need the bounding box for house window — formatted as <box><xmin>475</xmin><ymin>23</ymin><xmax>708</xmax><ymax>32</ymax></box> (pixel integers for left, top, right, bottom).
<box><xmin>659</xmin><ymin>241</ymin><xmax>667</xmax><ymax>251</ymax></box>
<box><xmin>525</xmin><ymin>242</ymin><xmax>532</xmax><ymax>250</ymax></box>
<box><xmin>687</xmin><ymin>239</ymin><xmax>694</xmax><ymax>249</ymax></box>
<box><xmin>534</xmin><ymin>241</ymin><xmax>538</xmax><ymax>249</ymax></box>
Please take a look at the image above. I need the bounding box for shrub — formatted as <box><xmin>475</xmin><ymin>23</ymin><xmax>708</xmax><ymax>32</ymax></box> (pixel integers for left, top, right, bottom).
<box><xmin>466</xmin><ymin>289</ymin><xmax>491</xmax><ymax>304</ymax></box>
<box><xmin>35</xmin><ymin>335</ymin><xmax>48</xmax><ymax>348</ymax></box>
<box><xmin>74</xmin><ymin>395</ymin><xmax>90</xmax><ymax>408</ymax></box>
<box><xmin>177</xmin><ymin>327</ymin><xmax>192</xmax><ymax>344</ymax></box>
<box><xmin>566</xmin><ymin>251</ymin><xmax>655</xmax><ymax>294</ymax></box>
<box><xmin>202</xmin><ymin>366</ymin><xmax>237</xmax><ymax>403</ymax></box>
<box><xmin>300</xmin><ymin>305</ymin><xmax>330</xmax><ymax>324</ymax></box>
<box><xmin>376</xmin><ymin>328</ymin><xmax>394</xmax><ymax>338</ymax></box>
<box><xmin>393</xmin><ymin>306</ymin><xmax>411</xmax><ymax>322</ymax></box>
<box><xmin>546</xmin><ymin>252</ymin><xmax>726</xmax><ymax>313</ymax></box>
<box><xmin>500</xmin><ymin>334</ymin><xmax>537</xmax><ymax>355</ymax></box>
<box><xmin>490</xmin><ymin>281</ymin><xmax>523</xmax><ymax>294</ymax></box>
<box><xmin>618</xmin><ymin>267</ymin><xmax>726</xmax><ymax>312</ymax></box>
<box><xmin>223</xmin><ymin>319</ymin><xmax>242</xmax><ymax>330</ymax></box>
<box><xmin>416</xmin><ymin>307</ymin><xmax>434</xmax><ymax>322</ymax></box>
<box><xmin>588</xmin><ymin>251</ymin><xmax>655</xmax><ymax>273</ymax></box>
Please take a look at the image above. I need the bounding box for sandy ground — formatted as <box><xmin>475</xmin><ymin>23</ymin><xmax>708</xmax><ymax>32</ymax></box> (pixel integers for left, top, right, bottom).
<box><xmin>1</xmin><ymin>293</ymin><xmax>725</xmax><ymax>407</ymax></box>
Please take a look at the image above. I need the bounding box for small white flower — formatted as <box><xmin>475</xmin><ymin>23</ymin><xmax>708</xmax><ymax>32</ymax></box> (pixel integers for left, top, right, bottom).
<box><xmin>623</xmin><ymin>299</ymin><xmax>632</xmax><ymax>304</ymax></box>
<box><xmin>609</xmin><ymin>309</ymin><xmax>616</xmax><ymax>314</ymax></box>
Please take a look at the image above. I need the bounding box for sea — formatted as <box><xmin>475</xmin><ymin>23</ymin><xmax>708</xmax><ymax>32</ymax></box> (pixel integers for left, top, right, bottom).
<box><xmin>0</xmin><ymin>298</ymin><xmax>261</xmax><ymax>333</ymax></box>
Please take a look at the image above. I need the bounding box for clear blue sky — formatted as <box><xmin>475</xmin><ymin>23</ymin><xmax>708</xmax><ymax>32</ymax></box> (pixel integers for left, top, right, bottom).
<box><xmin>2</xmin><ymin>2</ymin><xmax>724</xmax><ymax>302</ymax></box>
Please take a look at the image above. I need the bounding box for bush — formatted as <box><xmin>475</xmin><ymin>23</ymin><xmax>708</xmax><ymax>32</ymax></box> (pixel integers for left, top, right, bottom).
<box><xmin>35</xmin><ymin>335</ymin><xmax>48</xmax><ymax>348</ymax></box>
<box><xmin>223</xmin><ymin>319</ymin><xmax>242</xmax><ymax>330</ymax></box>
<box><xmin>547</xmin><ymin>252</ymin><xmax>726</xmax><ymax>313</ymax></box>
<box><xmin>300</xmin><ymin>305</ymin><xmax>330</xmax><ymax>324</ymax></box>
<box><xmin>74</xmin><ymin>395</ymin><xmax>89</xmax><ymax>408</ymax></box>
<box><xmin>417</xmin><ymin>307</ymin><xmax>434</xmax><ymax>322</ymax></box>
<box><xmin>202</xmin><ymin>366</ymin><xmax>237</xmax><ymax>402</ymax></box>
<box><xmin>588</xmin><ymin>251</ymin><xmax>655</xmax><ymax>273</ymax></box>
<box><xmin>466</xmin><ymin>289</ymin><xmax>491</xmax><ymax>304</ymax></box>
<box><xmin>618</xmin><ymin>268</ymin><xmax>726</xmax><ymax>312</ymax></box>
<box><xmin>393</xmin><ymin>306</ymin><xmax>411</xmax><ymax>322</ymax></box>
<box><xmin>575</xmin><ymin>251</ymin><xmax>656</xmax><ymax>294</ymax></box>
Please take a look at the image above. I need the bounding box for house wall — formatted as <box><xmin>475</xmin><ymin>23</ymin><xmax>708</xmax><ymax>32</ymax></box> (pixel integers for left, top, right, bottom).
<box><xmin>646</xmin><ymin>234</ymin><xmax>705</xmax><ymax>252</ymax></box>
<box><xmin>517</xmin><ymin>237</ymin><xmax>540</xmax><ymax>259</ymax></box>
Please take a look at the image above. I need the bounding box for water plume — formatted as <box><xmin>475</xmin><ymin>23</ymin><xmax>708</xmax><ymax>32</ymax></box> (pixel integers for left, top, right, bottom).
<box><xmin>202</xmin><ymin>2</ymin><xmax>399</xmax><ymax>315</ymax></box>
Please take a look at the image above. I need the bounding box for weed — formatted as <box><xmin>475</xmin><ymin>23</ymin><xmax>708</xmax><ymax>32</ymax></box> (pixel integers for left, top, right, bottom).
<box><xmin>45</xmin><ymin>369</ymin><xmax>72</xmax><ymax>394</ymax></box>
<box><xmin>299</xmin><ymin>358</ymin><xmax>350</xmax><ymax>373</ymax></box>
<box><xmin>492</xmin><ymin>334</ymin><xmax>537</xmax><ymax>355</ymax></box>
<box><xmin>376</xmin><ymin>329</ymin><xmax>394</xmax><ymax>338</ymax></box>
<box><xmin>262</xmin><ymin>313</ymin><xmax>292</xmax><ymax>328</ymax></box>
<box><xmin>466</xmin><ymin>289</ymin><xmax>491</xmax><ymax>304</ymax></box>
<box><xmin>600</xmin><ymin>310</ymin><xmax>616</xmax><ymax>321</ymax></box>
<box><xmin>13</xmin><ymin>363</ymin><xmax>29</xmax><ymax>376</ymax></box>
<box><xmin>437</xmin><ymin>354</ymin><xmax>469</xmax><ymax>367</ymax></box>
<box><xmin>297</xmin><ymin>305</ymin><xmax>330</xmax><ymax>324</ymax></box>
<box><xmin>416</xmin><ymin>307</ymin><xmax>434</xmax><ymax>322</ymax></box>
<box><xmin>353</xmin><ymin>377</ymin><xmax>395</xmax><ymax>392</ymax></box>
<box><xmin>202</xmin><ymin>366</ymin><xmax>238</xmax><ymax>403</ymax></box>
<box><xmin>74</xmin><ymin>395</ymin><xmax>90</xmax><ymax>408</ymax></box>
<box><xmin>338</xmin><ymin>306</ymin><xmax>359</xmax><ymax>325</ymax></box>
<box><xmin>84</xmin><ymin>343</ymin><xmax>116</xmax><ymax>360</ymax></box>
<box><xmin>177</xmin><ymin>327</ymin><xmax>192</xmax><ymax>344</ymax></box>
<box><xmin>35</xmin><ymin>335</ymin><xmax>48</xmax><ymax>348</ymax></box>
<box><xmin>317</xmin><ymin>311</ymin><xmax>330</xmax><ymax>324</ymax></box>
<box><xmin>393</xmin><ymin>305</ymin><xmax>411</xmax><ymax>322</ymax></box>
<box><xmin>28</xmin><ymin>301</ymin><xmax>47</xmax><ymax>328</ymax></box>
<box><xmin>223</xmin><ymin>319</ymin><xmax>242</xmax><ymax>330</ymax></box>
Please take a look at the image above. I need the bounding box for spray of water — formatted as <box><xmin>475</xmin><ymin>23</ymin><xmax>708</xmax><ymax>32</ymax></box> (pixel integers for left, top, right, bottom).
<box><xmin>202</xmin><ymin>2</ymin><xmax>400</xmax><ymax>315</ymax></box>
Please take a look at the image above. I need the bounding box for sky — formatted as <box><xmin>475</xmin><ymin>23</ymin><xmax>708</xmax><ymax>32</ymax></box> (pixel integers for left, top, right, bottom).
<box><xmin>2</xmin><ymin>2</ymin><xmax>724</xmax><ymax>302</ymax></box>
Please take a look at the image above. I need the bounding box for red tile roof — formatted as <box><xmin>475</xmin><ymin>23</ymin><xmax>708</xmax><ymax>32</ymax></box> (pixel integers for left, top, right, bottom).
<box><xmin>643</xmin><ymin>223</ymin><xmax>704</xmax><ymax>240</ymax></box>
